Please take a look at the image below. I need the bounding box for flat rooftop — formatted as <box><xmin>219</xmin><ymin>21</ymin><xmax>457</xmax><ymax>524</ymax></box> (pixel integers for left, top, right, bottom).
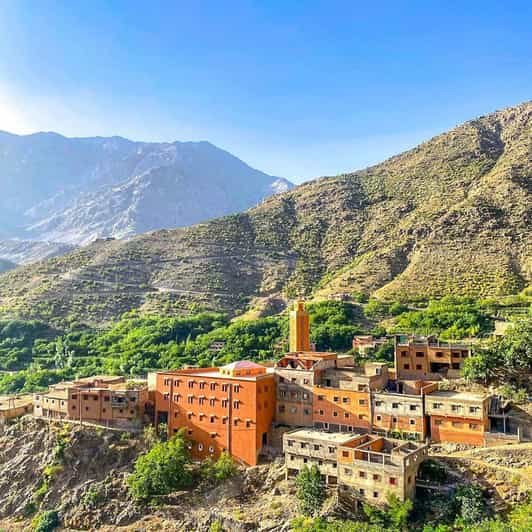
<box><xmin>0</xmin><ymin>394</ymin><xmax>33</xmax><ymax>411</ymax></box>
<box><xmin>158</xmin><ymin>367</ymin><xmax>274</xmax><ymax>381</ymax></box>
<box><xmin>285</xmin><ymin>428</ymin><xmax>359</xmax><ymax>444</ymax></box>
<box><xmin>428</xmin><ymin>390</ymin><xmax>487</xmax><ymax>401</ymax></box>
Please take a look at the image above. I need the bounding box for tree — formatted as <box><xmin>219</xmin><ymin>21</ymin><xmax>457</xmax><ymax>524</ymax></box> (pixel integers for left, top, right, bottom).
<box><xmin>454</xmin><ymin>485</ymin><xmax>487</xmax><ymax>526</ymax></box>
<box><xmin>295</xmin><ymin>465</ymin><xmax>326</xmax><ymax>516</ymax></box>
<box><xmin>386</xmin><ymin>493</ymin><xmax>413</xmax><ymax>531</ymax></box>
<box><xmin>127</xmin><ymin>430</ymin><xmax>193</xmax><ymax>500</ymax></box>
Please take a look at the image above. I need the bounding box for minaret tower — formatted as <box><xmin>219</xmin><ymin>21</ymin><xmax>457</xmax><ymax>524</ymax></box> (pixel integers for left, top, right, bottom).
<box><xmin>289</xmin><ymin>300</ymin><xmax>311</xmax><ymax>352</ymax></box>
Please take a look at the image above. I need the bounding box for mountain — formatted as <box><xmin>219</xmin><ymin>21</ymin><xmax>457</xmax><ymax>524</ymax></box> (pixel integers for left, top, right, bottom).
<box><xmin>0</xmin><ymin>102</ymin><xmax>530</xmax><ymax>327</ymax></box>
<box><xmin>0</xmin><ymin>132</ymin><xmax>292</xmax><ymax>250</ymax></box>
<box><xmin>0</xmin><ymin>239</ymin><xmax>75</xmax><ymax>266</ymax></box>
<box><xmin>0</xmin><ymin>258</ymin><xmax>16</xmax><ymax>274</ymax></box>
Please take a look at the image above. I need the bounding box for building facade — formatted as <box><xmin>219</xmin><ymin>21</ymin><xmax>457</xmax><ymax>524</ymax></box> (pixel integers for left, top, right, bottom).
<box><xmin>284</xmin><ymin>428</ymin><xmax>428</xmax><ymax>505</ymax></box>
<box><xmin>33</xmin><ymin>376</ymin><xmax>149</xmax><ymax>428</ymax></box>
<box><xmin>0</xmin><ymin>395</ymin><xmax>33</xmax><ymax>426</ymax></box>
<box><xmin>394</xmin><ymin>335</ymin><xmax>471</xmax><ymax>381</ymax></box>
<box><xmin>425</xmin><ymin>390</ymin><xmax>490</xmax><ymax>445</ymax></box>
<box><xmin>152</xmin><ymin>361</ymin><xmax>275</xmax><ymax>466</ymax></box>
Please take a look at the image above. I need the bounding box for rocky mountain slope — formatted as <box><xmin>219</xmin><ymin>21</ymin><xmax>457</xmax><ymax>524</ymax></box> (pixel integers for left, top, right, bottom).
<box><xmin>0</xmin><ymin>131</ymin><xmax>291</xmax><ymax>252</ymax></box>
<box><xmin>0</xmin><ymin>102</ymin><xmax>530</xmax><ymax>326</ymax></box>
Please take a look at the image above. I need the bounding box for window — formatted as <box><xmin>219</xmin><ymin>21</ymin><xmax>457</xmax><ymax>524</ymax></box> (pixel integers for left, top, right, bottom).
<box><xmin>328</xmin><ymin>447</ymin><xmax>335</xmax><ymax>454</ymax></box>
<box><xmin>344</xmin><ymin>413</ymin><xmax>349</xmax><ymax>419</ymax></box>
<box><xmin>373</xmin><ymin>491</ymin><xmax>379</xmax><ymax>498</ymax></box>
<box><xmin>403</xmin><ymin>364</ymin><xmax>410</xmax><ymax>370</ymax></box>
<box><xmin>435</xmin><ymin>419</ymin><xmax>443</xmax><ymax>426</ymax></box>
<box><xmin>83</xmin><ymin>395</ymin><xmax>89</xmax><ymax>400</ymax></box>
<box><xmin>210</xmin><ymin>383</ymin><xmax>216</xmax><ymax>391</ymax></box>
<box><xmin>469</xmin><ymin>424</ymin><xmax>479</xmax><ymax>430</ymax></box>
<box><xmin>342</xmin><ymin>397</ymin><xmax>349</xmax><ymax>404</ymax></box>
<box><xmin>409</xmin><ymin>404</ymin><xmax>417</xmax><ymax>411</ymax></box>
<box><xmin>278</xmin><ymin>405</ymin><xmax>286</xmax><ymax>413</ymax></box>
<box><xmin>392</xmin><ymin>417</ymin><xmax>398</xmax><ymax>423</ymax></box>
<box><xmin>376</xmin><ymin>415</ymin><xmax>382</xmax><ymax>421</ymax></box>
<box><xmin>199</xmin><ymin>397</ymin><xmax>205</xmax><ymax>405</ymax></box>
<box><xmin>344</xmin><ymin>468</ymin><xmax>352</xmax><ymax>475</ymax></box>
<box><xmin>410</xmin><ymin>419</ymin><xmax>416</xmax><ymax>425</ymax></box>
<box><xmin>303</xmin><ymin>379</ymin><xmax>309</xmax><ymax>385</ymax></box>
<box><xmin>221</xmin><ymin>399</ymin><xmax>228</xmax><ymax>408</ymax></box>
<box><xmin>358</xmin><ymin>414</ymin><xmax>365</xmax><ymax>420</ymax></box>
<box><xmin>389</xmin><ymin>477</ymin><xmax>397</xmax><ymax>485</ymax></box>
<box><xmin>210</xmin><ymin>416</ymin><xmax>215</xmax><ymax>423</ymax></box>
<box><xmin>188</xmin><ymin>381</ymin><xmax>194</xmax><ymax>388</ymax></box>
<box><xmin>222</xmin><ymin>384</ymin><xmax>228</xmax><ymax>392</ymax></box>
<box><xmin>102</xmin><ymin>408</ymin><xmax>106</xmax><ymax>413</ymax></box>
<box><xmin>234</xmin><ymin>385</ymin><xmax>240</xmax><ymax>393</ymax></box>
<box><xmin>319</xmin><ymin>409</ymin><xmax>324</xmax><ymax>415</ymax></box>
<box><xmin>358</xmin><ymin>384</ymin><xmax>366</xmax><ymax>391</ymax></box>
<box><xmin>333</xmin><ymin>396</ymin><xmax>340</xmax><ymax>403</ymax></box>
<box><xmin>289</xmin><ymin>407</ymin><xmax>297</xmax><ymax>414</ymax></box>
<box><xmin>436</xmin><ymin>352</ymin><xmax>444</xmax><ymax>358</ymax></box>
<box><xmin>302</xmin><ymin>392</ymin><xmax>309</xmax><ymax>400</ymax></box>
<box><xmin>318</xmin><ymin>395</ymin><xmax>324</xmax><ymax>401</ymax></box>
<box><xmin>287</xmin><ymin>440</ymin><xmax>294</xmax><ymax>447</ymax></box>
<box><xmin>469</xmin><ymin>406</ymin><xmax>479</xmax><ymax>414</ymax></box>
<box><xmin>401</xmin><ymin>351</ymin><xmax>408</xmax><ymax>357</ymax></box>
<box><xmin>209</xmin><ymin>398</ymin><xmax>215</xmax><ymax>406</ymax></box>
<box><xmin>209</xmin><ymin>445</ymin><xmax>215</xmax><ymax>453</ymax></box>
<box><xmin>452</xmin><ymin>421</ymin><xmax>462</xmax><ymax>428</ymax></box>
<box><xmin>303</xmin><ymin>458</ymin><xmax>308</xmax><ymax>464</ymax></box>
<box><xmin>163</xmin><ymin>378</ymin><xmax>170</xmax><ymax>386</ymax></box>
<box><xmin>359</xmin><ymin>399</ymin><xmax>366</xmax><ymax>405</ymax></box>
<box><xmin>246</xmin><ymin>420</ymin><xmax>251</xmax><ymax>428</ymax></box>
<box><xmin>198</xmin><ymin>443</ymin><xmax>204</xmax><ymax>451</ymax></box>
<box><xmin>342</xmin><ymin>451</ymin><xmax>349</xmax><ymax>458</ymax></box>
<box><xmin>416</xmin><ymin>364</ymin><xmax>422</xmax><ymax>370</ymax></box>
<box><xmin>174</xmin><ymin>380</ymin><xmax>181</xmax><ymax>387</ymax></box>
<box><xmin>187</xmin><ymin>396</ymin><xmax>194</xmax><ymax>404</ymax></box>
<box><xmin>359</xmin><ymin>488</ymin><xmax>365</xmax><ymax>495</ymax></box>
<box><xmin>71</xmin><ymin>394</ymin><xmax>77</xmax><ymax>400</ymax></box>
<box><xmin>164</xmin><ymin>393</ymin><xmax>170</xmax><ymax>400</ymax></box>
<box><xmin>375</xmin><ymin>400</ymin><xmax>383</xmax><ymax>407</ymax></box>
<box><xmin>304</xmin><ymin>408</ymin><xmax>311</xmax><ymax>416</ymax></box>
<box><xmin>300</xmin><ymin>442</ymin><xmax>307</xmax><ymax>449</ymax></box>
<box><xmin>233</xmin><ymin>400</ymin><xmax>240</xmax><ymax>409</ymax></box>
<box><xmin>372</xmin><ymin>474</ymin><xmax>381</xmax><ymax>481</ymax></box>
<box><xmin>333</xmin><ymin>411</ymin><xmax>338</xmax><ymax>417</ymax></box>
<box><xmin>451</xmin><ymin>404</ymin><xmax>461</xmax><ymax>412</ymax></box>
<box><xmin>392</xmin><ymin>403</ymin><xmax>399</xmax><ymax>409</ymax></box>
<box><xmin>199</xmin><ymin>382</ymin><xmax>206</xmax><ymax>390</ymax></box>
<box><xmin>416</xmin><ymin>352</ymin><xmax>424</xmax><ymax>358</ymax></box>
<box><xmin>104</xmin><ymin>396</ymin><xmax>110</xmax><ymax>402</ymax></box>
<box><xmin>432</xmin><ymin>403</ymin><xmax>442</xmax><ymax>409</ymax></box>
<box><xmin>359</xmin><ymin>471</ymin><xmax>366</xmax><ymax>478</ymax></box>
<box><xmin>314</xmin><ymin>444</ymin><xmax>320</xmax><ymax>451</ymax></box>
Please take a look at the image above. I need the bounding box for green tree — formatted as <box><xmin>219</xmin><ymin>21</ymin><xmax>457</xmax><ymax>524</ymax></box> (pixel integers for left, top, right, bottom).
<box><xmin>31</xmin><ymin>510</ymin><xmax>60</xmax><ymax>532</ymax></box>
<box><xmin>386</xmin><ymin>493</ymin><xmax>413</xmax><ymax>531</ymax></box>
<box><xmin>127</xmin><ymin>430</ymin><xmax>193</xmax><ymax>500</ymax></box>
<box><xmin>295</xmin><ymin>465</ymin><xmax>326</xmax><ymax>516</ymax></box>
<box><xmin>454</xmin><ymin>485</ymin><xmax>488</xmax><ymax>526</ymax></box>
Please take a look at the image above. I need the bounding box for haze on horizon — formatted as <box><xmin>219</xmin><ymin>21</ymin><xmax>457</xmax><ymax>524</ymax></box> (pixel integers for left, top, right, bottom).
<box><xmin>0</xmin><ymin>0</ymin><xmax>530</xmax><ymax>183</ymax></box>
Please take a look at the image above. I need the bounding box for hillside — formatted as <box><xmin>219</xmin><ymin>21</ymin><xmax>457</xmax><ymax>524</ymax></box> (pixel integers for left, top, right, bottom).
<box><xmin>0</xmin><ymin>131</ymin><xmax>291</xmax><ymax>253</ymax></box>
<box><xmin>0</xmin><ymin>102</ymin><xmax>530</xmax><ymax>327</ymax></box>
<box><xmin>0</xmin><ymin>259</ymin><xmax>16</xmax><ymax>274</ymax></box>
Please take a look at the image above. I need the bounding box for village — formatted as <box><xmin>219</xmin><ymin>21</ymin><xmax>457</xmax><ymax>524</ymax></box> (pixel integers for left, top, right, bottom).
<box><xmin>1</xmin><ymin>301</ymin><xmax>530</xmax><ymax>511</ymax></box>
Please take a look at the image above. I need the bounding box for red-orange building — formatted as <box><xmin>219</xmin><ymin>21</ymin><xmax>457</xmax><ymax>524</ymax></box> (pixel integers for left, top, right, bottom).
<box><xmin>152</xmin><ymin>361</ymin><xmax>275</xmax><ymax>466</ymax></box>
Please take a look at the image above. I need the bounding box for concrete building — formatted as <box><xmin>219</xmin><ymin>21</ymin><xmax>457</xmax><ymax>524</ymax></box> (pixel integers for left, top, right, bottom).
<box><xmin>274</xmin><ymin>351</ymin><xmax>338</xmax><ymax>427</ymax></box>
<box><xmin>394</xmin><ymin>335</ymin><xmax>471</xmax><ymax>381</ymax></box>
<box><xmin>337</xmin><ymin>434</ymin><xmax>428</xmax><ymax>505</ymax></box>
<box><xmin>152</xmin><ymin>360</ymin><xmax>275</xmax><ymax>466</ymax></box>
<box><xmin>284</xmin><ymin>428</ymin><xmax>354</xmax><ymax>484</ymax></box>
<box><xmin>425</xmin><ymin>390</ymin><xmax>490</xmax><ymax>445</ymax></box>
<box><xmin>0</xmin><ymin>395</ymin><xmax>33</xmax><ymax>426</ymax></box>
<box><xmin>33</xmin><ymin>375</ymin><xmax>149</xmax><ymax>429</ymax></box>
<box><xmin>352</xmin><ymin>335</ymin><xmax>388</xmax><ymax>356</ymax></box>
<box><xmin>283</xmin><ymin>429</ymin><xmax>428</xmax><ymax>506</ymax></box>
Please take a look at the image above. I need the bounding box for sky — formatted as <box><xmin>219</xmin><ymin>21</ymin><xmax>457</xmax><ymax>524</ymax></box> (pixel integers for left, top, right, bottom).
<box><xmin>0</xmin><ymin>1</ymin><xmax>530</xmax><ymax>183</ymax></box>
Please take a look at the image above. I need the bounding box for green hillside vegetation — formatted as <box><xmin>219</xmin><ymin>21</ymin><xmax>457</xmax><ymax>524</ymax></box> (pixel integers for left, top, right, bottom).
<box><xmin>0</xmin><ymin>103</ymin><xmax>529</xmax><ymax>328</ymax></box>
<box><xmin>0</xmin><ymin>298</ymin><xmax>510</xmax><ymax>395</ymax></box>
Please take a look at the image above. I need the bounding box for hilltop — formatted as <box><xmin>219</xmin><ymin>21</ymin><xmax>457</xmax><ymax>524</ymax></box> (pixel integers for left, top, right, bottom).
<box><xmin>0</xmin><ymin>102</ymin><xmax>530</xmax><ymax>327</ymax></box>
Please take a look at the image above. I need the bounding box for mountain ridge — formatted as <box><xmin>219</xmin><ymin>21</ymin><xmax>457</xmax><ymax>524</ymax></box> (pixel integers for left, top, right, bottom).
<box><xmin>0</xmin><ymin>101</ymin><xmax>530</xmax><ymax>327</ymax></box>
<box><xmin>0</xmin><ymin>131</ymin><xmax>292</xmax><ymax>251</ymax></box>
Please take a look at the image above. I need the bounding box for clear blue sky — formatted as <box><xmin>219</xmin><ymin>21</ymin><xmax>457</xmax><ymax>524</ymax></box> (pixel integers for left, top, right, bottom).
<box><xmin>0</xmin><ymin>1</ymin><xmax>530</xmax><ymax>182</ymax></box>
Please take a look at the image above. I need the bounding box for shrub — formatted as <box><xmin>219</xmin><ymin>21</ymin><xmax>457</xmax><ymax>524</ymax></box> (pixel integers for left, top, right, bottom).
<box><xmin>295</xmin><ymin>465</ymin><xmax>325</xmax><ymax>517</ymax></box>
<box><xmin>127</xmin><ymin>430</ymin><xmax>192</xmax><ymax>500</ymax></box>
<box><xmin>31</xmin><ymin>510</ymin><xmax>60</xmax><ymax>532</ymax></box>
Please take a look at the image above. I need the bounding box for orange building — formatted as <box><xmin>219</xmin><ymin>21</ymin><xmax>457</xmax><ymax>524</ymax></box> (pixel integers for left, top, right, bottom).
<box><xmin>33</xmin><ymin>375</ymin><xmax>149</xmax><ymax>429</ymax></box>
<box><xmin>425</xmin><ymin>390</ymin><xmax>490</xmax><ymax>445</ymax></box>
<box><xmin>394</xmin><ymin>335</ymin><xmax>471</xmax><ymax>380</ymax></box>
<box><xmin>152</xmin><ymin>361</ymin><xmax>275</xmax><ymax>466</ymax></box>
